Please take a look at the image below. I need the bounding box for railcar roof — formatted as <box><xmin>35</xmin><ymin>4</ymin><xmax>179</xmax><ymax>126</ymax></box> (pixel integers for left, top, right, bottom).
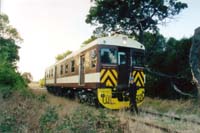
<box><xmin>46</xmin><ymin>34</ymin><xmax>145</xmax><ymax>69</ymax></box>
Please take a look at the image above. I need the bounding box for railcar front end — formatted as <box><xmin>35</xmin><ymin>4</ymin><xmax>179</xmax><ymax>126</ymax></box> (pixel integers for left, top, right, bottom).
<box><xmin>97</xmin><ymin>45</ymin><xmax>145</xmax><ymax>109</ymax></box>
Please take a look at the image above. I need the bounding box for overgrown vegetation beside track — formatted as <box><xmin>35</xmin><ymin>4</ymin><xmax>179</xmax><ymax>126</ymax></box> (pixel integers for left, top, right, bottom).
<box><xmin>0</xmin><ymin>89</ymin><xmax>126</xmax><ymax>133</ymax></box>
<box><xmin>0</xmin><ymin>13</ymin><xmax>27</xmax><ymax>98</ymax></box>
<box><xmin>1</xmin><ymin>87</ymin><xmax>200</xmax><ymax>132</ymax></box>
<box><xmin>141</xmin><ymin>97</ymin><xmax>200</xmax><ymax>120</ymax></box>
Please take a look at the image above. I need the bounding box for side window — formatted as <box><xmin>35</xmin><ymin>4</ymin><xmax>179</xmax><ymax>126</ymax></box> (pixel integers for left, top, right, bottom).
<box><xmin>51</xmin><ymin>69</ymin><xmax>53</xmax><ymax>77</ymax></box>
<box><xmin>60</xmin><ymin>65</ymin><xmax>63</xmax><ymax>75</ymax></box>
<box><xmin>100</xmin><ymin>48</ymin><xmax>117</xmax><ymax>64</ymax></box>
<box><xmin>71</xmin><ymin>60</ymin><xmax>75</xmax><ymax>72</ymax></box>
<box><xmin>65</xmin><ymin>64</ymin><xmax>68</xmax><ymax>74</ymax></box>
<box><xmin>90</xmin><ymin>49</ymin><xmax>97</xmax><ymax>68</ymax></box>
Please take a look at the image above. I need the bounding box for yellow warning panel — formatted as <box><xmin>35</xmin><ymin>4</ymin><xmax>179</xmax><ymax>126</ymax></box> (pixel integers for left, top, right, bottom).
<box><xmin>100</xmin><ymin>69</ymin><xmax>118</xmax><ymax>87</ymax></box>
<box><xmin>97</xmin><ymin>88</ymin><xmax>145</xmax><ymax>110</ymax></box>
<box><xmin>97</xmin><ymin>88</ymin><xmax>129</xmax><ymax>109</ymax></box>
<box><xmin>136</xmin><ymin>88</ymin><xmax>145</xmax><ymax>106</ymax></box>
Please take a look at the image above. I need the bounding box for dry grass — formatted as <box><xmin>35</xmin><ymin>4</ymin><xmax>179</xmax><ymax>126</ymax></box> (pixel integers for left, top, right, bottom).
<box><xmin>1</xmin><ymin>87</ymin><xmax>200</xmax><ymax>133</ymax></box>
<box><xmin>141</xmin><ymin>97</ymin><xmax>200</xmax><ymax>117</ymax></box>
<box><xmin>132</xmin><ymin>97</ymin><xmax>200</xmax><ymax>133</ymax></box>
<box><xmin>0</xmin><ymin>92</ymin><xmax>48</xmax><ymax>132</ymax></box>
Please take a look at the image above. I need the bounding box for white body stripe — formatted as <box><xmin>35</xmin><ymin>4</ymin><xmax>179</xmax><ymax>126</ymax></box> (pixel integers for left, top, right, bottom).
<box><xmin>48</xmin><ymin>73</ymin><xmax>100</xmax><ymax>84</ymax></box>
<box><xmin>57</xmin><ymin>75</ymin><xmax>79</xmax><ymax>83</ymax></box>
<box><xmin>46</xmin><ymin>79</ymin><xmax>54</xmax><ymax>84</ymax></box>
<box><xmin>84</xmin><ymin>73</ymin><xmax>100</xmax><ymax>83</ymax></box>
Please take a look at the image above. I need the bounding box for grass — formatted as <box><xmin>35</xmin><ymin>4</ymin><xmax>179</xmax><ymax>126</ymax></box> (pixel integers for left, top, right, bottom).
<box><xmin>141</xmin><ymin>97</ymin><xmax>200</xmax><ymax>117</ymax></box>
<box><xmin>136</xmin><ymin>97</ymin><xmax>200</xmax><ymax>132</ymax></box>
<box><xmin>1</xmin><ymin>86</ymin><xmax>200</xmax><ymax>133</ymax></box>
<box><xmin>0</xmin><ymin>89</ymin><xmax>127</xmax><ymax>133</ymax></box>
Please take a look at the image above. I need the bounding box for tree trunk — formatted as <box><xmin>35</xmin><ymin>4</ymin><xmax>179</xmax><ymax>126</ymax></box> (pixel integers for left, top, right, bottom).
<box><xmin>189</xmin><ymin>27</ymin><xmax>200</xmax><ymax>103</ymax></box>
<box><xmin>139</xmin><ymin>28</ymin><xmax>144</xmax><ymax>44</ymax></box>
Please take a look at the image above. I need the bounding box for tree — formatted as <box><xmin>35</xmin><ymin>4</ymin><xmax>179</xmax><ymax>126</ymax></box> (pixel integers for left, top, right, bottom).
<box><xmin>55</xmin><ymin>50</ymin><xmax>72</xmax><ymax>61</ymax></box>
<box><xmin>39</xmin><ymin>78</ymin><xmax>45</xmax><ymax>87</ymax></box>
<box><xmin>22</xmin><ymin>72</ymin><xmax>33</xmax><ymax>83</ymax></box>
<box><xmin>86</xmin><ymin>0</ymin><xmax>187</xmax><ymax>43</ymax></box>
<box><xmin>0</xmin><ymin>37</ymin><xmax>20</xmax><ymax>68</ymax></box>
<box><xmin>81</xmin><ymin>35</ymin><xmax>97</xmax><ymax>47</ymax></box>
<box><xmin>0</xmin><ymin>13</ymin><xmax>26</xmax><ymax>98</ymax></box>
<box><xmin>0</xmin><ymin>14</ymin><xmax>22</xmax><ymax>42</ymax></box>
<box><xmin>190</xmin><ymin>27</ymin><xmax>200</xmax><ymax>103</ymax></box>
<box><xmin>141</xmin><ymin>31</ymin><xmax>194</xmax><ymax>98</ymax></box>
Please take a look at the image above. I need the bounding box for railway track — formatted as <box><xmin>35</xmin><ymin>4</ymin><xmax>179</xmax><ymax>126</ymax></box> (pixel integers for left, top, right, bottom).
<box><xmin>130</xmin><ymin>117</ymin><xmax>180</xmax><ymax>133</ymax></box>
<box><xmin>140</xmin><ymin>109</ymin><xmax>200</xmax><ymax>125</ymax></box>
<box><xmin>42</xmin><ymin>87</ymin><xmax>199</xmax><ymax>132</ymax></box>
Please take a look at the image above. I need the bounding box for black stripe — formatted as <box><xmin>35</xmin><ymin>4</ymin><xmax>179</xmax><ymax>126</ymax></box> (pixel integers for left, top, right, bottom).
<box><xmin>105</xmin><ymin>76</ymin><xmax>115</xmax><ymax>87</ymax></box>
<box><xmin>100</xmin><ymin>69</ymin><xmax>107</xmax><ymax>81</ymax></box>
<box><xmin>134</xmin><ymin>71</ymin><xmax>144</xmax><ymax>82</ymax></box>
<box><xmin>139</xmin><ymin>72</ymin><xmax>144</xmax><ymax>81</ymax></box>
<box><xmin>135</xmin><ymin>78</ymin><xmax>144</xmax><ymax>87</ymax></box>
<box><xmin>110</xmin><ymin>69</ymin><xmax>118</xmax><ymax>80</ymax></box>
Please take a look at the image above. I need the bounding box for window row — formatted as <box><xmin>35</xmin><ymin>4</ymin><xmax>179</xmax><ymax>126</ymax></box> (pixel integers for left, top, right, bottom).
<box><xmin>60</xmin><ymin>60</ymin><xmax>75</xmax><ymax>75</ymax></box>
<box><xmin>46</xmin><ymin>69</ymin><xmax>53</xmax><ymax>78</ymax></box>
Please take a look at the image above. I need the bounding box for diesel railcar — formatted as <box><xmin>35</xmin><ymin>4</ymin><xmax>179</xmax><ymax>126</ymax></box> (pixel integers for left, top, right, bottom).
<box><xmin>45</xmin><ymin>34</ymin><xmax>145</xmax><ymax>109</ymax></box>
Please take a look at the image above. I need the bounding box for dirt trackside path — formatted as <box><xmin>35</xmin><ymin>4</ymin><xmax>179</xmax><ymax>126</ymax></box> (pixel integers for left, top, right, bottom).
<box><xmin>28</xmin><ymin>83</ymin><xmax>164</xmax><ymax>132</ymax></box>
<box><xmin>29</xmin><ymin>83</ymin><xmax>81</xmax><ymax>115</ymax></box>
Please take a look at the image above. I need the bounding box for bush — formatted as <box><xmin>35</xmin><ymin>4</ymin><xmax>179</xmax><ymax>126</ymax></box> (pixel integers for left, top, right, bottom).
<box><xmin>39</xmin><ymin>106</ymin><xmax>58</xmax><ymax>132</ymax></box>
<box><xmin>0</xmin><ymin>63</ymin><xmax>27</xmax><ymax>98</ymax></box>
<box><xmin>39</xmin><ymin>78</ymin><xmax>45</xmax><ymax>87</ymax></box>
<box><xmin>57</xmin><ymin>106</ymin><xmax>122</xmax><ymax>133</ymax></box>
<box><xmin>0</xmin><ymin>112</ymin><xmax>16</xmax><ymax>132</ymax></box>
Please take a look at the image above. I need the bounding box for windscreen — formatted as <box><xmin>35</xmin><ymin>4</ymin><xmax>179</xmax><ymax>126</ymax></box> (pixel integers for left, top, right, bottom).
<box><xmin>100</xmin><ymin>48</ymin><xmax>117</xmax><ymax>64</ymax></box>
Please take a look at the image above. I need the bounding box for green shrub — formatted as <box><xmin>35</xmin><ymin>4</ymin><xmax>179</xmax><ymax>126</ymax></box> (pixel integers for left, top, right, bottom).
<box><xmin>0</xmin><ymin>112</ymin><xmax>16</xmax><ymax>132</ymax></box>
<box><xmin>39</xmin><ymin>106</ymin><xmax>58</xmax><ymax>132</ymax></box>
<box><xmin>37</xmin><ymin>94</ymin><xmax>47</xmax><ymax>102</ymax></box>
<box><xmin>39</xmin><ymin>78</ymin><xmax>45</xmax><ymax>87</ymax></box>
<box><xmin>0</xmin><ymin>63</ymin><xmax>27</xmax><ymax>98</ymax></box>
<box><xmin>57</xmin><ymin>106</ymin><xmax>122</xmax><ymax>133</ymax></box>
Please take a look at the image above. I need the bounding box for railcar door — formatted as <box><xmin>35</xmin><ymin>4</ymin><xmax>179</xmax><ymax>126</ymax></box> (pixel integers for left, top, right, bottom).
<box><xmin>79</xmin><ymin>55</ymin><xmax>85</xmax><ymax>85</ymax></box>
<box><xmin>118</xmin><ymin>47</ymin><xmax>130</xmax><ymax>87</ymax></box>
<box><xmin>54</xmin><ymin>66</ymin><xmax>57</xmax><ymax>84</ymax></box>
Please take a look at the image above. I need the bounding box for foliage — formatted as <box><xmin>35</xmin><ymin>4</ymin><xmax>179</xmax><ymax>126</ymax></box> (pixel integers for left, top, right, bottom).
<box><xmin>86</xmin><ymin>0</ymin><xmax>187</xmax><ymax>42</ymax></box>
<box><xmin>39</xmin><ymin>78</ymin><xmax>45</xmax><ymax>87</ymax></box>
<box><xmin>55</xmin><ymin>50</ymin><xmax>72</xmax><ymax>61</ymax></box>
<box><xmin>0</xmin><ymin>112</ymin><xmax>17</xmax><ymax>132</ymax></box>
<box><xmin>0</xmin><ymin>63</ymin><xmax>27</xmax><ymax>98</ymax></box>
<box><xmin>22</xmin><ymin>72</ymin><xmax>33</xmax><ymax>83</ymax></box>
<box><xmin>39</xmin><ymin>106</ymin><xmax>58</xmax><ymax>132</ymax></box>
<box><xmin>0</xmin><ymin>37</ymin><xmax>20</xmax><ymax>67</ymax></box>
<box><xmin>81</xmin><ymin>35</ymin><xmax>97</xmax><ymax>47</ymax></box>
<box><xmin>57</xmin><ymin>106</ymin><xmax>122</xmax><ymax>133</ymax></box>
<box><xmin>0</xmin><ymin>14</ymin><xmax>22</xmax><ymax>42</ymax></box>
<box><xmin>144</xmin><ymin>33</ymin><xmax>194</xmax><ymax>98</ymax></box>
<box><xmin>0</xmin><ymin>13</ymin><xmax>27</xmax><ymax>98</ymax></box>
<box><xmin>189</xmin><ymin>27</ymin><xmax>200</xmax><ymax>102</ymax></box>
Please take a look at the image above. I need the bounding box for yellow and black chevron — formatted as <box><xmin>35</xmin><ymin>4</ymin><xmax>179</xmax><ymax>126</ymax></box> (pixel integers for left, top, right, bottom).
<box><xmin>132</xmin><ymin>70</ymin><xmax>145</xmax><ymax>87</ymax></box>
<box><xmin>100</xmin><ymin>69</ymin><xmax>118</xmax><ymax>87</ymax></box>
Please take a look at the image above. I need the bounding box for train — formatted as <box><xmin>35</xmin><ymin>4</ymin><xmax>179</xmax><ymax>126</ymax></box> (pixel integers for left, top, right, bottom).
<box><xmin>45</xmin><ymin>34</ymin><xmax>145</xmax><ymax>109</ymax></box>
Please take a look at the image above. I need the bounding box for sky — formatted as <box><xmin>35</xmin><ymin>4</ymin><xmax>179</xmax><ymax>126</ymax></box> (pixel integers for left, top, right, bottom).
<box><xmin>1</xmin><ymin>0</ymin><xmax>200</xmax><ymax>81</ymax></box>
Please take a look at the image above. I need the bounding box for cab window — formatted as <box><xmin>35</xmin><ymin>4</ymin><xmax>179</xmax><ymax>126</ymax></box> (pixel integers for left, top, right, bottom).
<box><xmin>132</xmin><ymin>51</ymin><xmax>144</xmax><ymax>67</ymax></box>
<box><xmin>100</xmin><ymin>48</ymin><xmax>117</xmax><ymax>64</ymax></box>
